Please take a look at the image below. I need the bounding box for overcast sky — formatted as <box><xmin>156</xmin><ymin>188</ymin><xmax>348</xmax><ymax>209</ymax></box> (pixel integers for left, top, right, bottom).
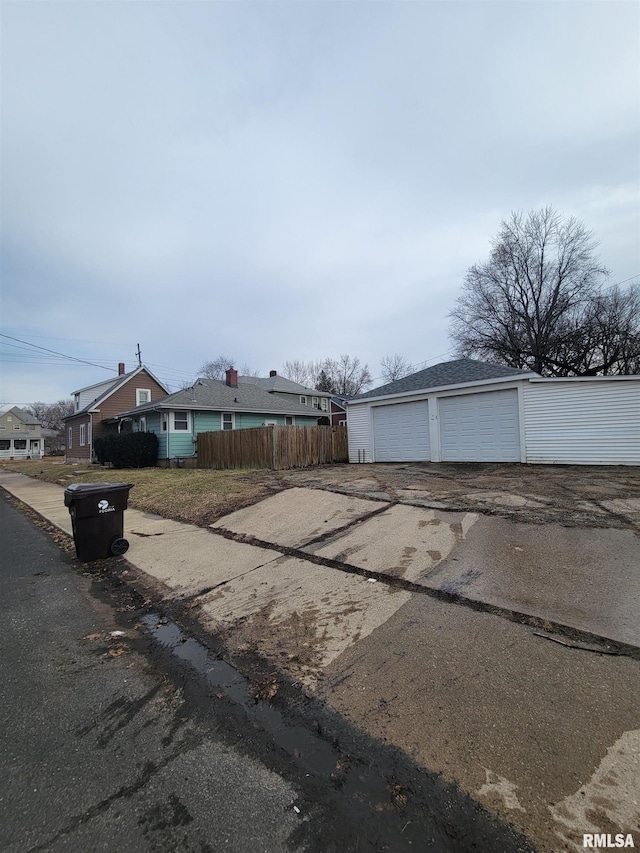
<box><xmin>1</xmin><ymin>0</ymin><xmax>638</xmax><ymax>405</ymax></box>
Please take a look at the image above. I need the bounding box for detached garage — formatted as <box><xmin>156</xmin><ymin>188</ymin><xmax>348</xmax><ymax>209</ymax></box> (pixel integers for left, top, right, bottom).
<box><xmin>348</xmin><ymin>358</ymin><xmax>640</xmax><ymax>466</ymax></box>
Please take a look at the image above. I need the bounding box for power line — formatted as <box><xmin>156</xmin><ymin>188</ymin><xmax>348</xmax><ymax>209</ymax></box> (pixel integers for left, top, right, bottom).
<box><xmin>0</xmin><ymin>333</ymin><xmax>115</xmax><ymax>372</ymax></box>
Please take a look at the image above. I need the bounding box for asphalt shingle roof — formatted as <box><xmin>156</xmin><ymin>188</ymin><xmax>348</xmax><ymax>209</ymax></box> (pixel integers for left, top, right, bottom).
<box><xmin>0</xmin><ymin>405</ymin><xmax>41</xmax><ymax>425</ymax></box>
<box><xmin>239</xmin><ymin>375</ymin><xmax>332</xmax><ymax>397</ymax></box>
<box><xmin>117</xmin><ymin>378</ymin><xmax>321</xmax><ymax>417</ymax></box>
<box><xmin>355</xmin><ymin>359</ymin><xmax>534</xmax><ymax>400</ymax></box>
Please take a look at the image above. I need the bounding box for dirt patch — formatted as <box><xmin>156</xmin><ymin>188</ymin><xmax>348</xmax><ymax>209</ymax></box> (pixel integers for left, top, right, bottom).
<box><xmin>276</xmin><ymin>463</ymin><xmax>640</xmax><ymax>531</ymax></box>
<box><xmin>222</xmin><ymin>600</ymin><xmax>328</xmax><ymax>684</ymax></box>
<box><xmin>6</xmin><ymin>459</ymin><xmax>640</xmax><ymax>531</ymax></box>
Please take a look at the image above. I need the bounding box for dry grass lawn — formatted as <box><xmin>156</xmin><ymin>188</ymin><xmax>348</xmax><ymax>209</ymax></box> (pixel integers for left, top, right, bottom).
<box><xmin>1</xmin><ymin>460</ymin><xmax>280</xmax><ymax>527</ymax></box>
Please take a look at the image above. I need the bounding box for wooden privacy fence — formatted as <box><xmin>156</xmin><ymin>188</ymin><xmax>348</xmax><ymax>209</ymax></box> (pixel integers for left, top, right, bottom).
<box><xmin>197</xmin><ymin>425</ymin><xmax>348</xmax><ymax>470</ymax></box>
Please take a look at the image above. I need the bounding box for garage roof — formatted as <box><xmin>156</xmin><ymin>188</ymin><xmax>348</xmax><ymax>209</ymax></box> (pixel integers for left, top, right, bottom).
<box><xmin>356</xmin><ymin>358</ymin><xmax>534</xmax><ymax>400</ymax></box>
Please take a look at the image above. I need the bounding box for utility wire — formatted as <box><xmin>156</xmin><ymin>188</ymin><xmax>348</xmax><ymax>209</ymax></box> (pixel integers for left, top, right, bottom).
<box><xmin>0</xmin><ymin>333</ymin><xmax>115</xmax><ymax>372</ymax></box>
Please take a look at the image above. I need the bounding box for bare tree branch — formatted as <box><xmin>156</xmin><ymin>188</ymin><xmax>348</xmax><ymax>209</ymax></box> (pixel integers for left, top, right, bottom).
<box><xmin>448</xmin><ymin>207</ymin><xmax>639</xmax><ymax>376</ymax></box>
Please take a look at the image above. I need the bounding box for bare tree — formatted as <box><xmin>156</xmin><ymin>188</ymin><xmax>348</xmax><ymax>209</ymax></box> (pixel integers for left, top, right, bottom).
<box><xmin>448</xmin><ymin>207</ymin><xmax>639</xmax><ymax>376</ymax></box>
<box><xmin>28</xmin><ymin>399</ymin><xmax>75</xmax><ymax>455</ymax></box>
<box><xmin>322</xmin><ymin>355</ymin><xmax>372</xmax><ymax>396</ymax></box>
<box><xmin>282</xmin><ymin>356</ymin><xmax>372</xmax><ymax>394</ymax></box>
<box><xmin>281</xmin><ymin>359</ymin><xmax>323</xmax><ymax>387</ymax></box>
<box><xmin>380</xmin><ymin>354</ymin><xmax>414</xmax><ymax>383</ymax></box>
<box><xmin>199</xmin><ymin>355</ymin><xmax>235</xmax><ymax>380</ymax></box>
<box><xmin>281</xmin><ymin>359</ymin><xmax>313</xmax><ymax>386</ymax></box>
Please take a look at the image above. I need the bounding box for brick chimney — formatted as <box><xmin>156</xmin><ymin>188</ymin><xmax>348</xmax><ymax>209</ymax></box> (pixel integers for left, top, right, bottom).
<box><xmin>118</xmin><ymin>362</ymin><xmax>125</xmax><ymax>375</ymax></box>
<box><xmin>269</xmin><ymin>370</ymin><xmax>277</xmax><ymax>377</ymax></box>
<box><xmin>225</xmin><ymin>368</ymin><xmax>238</xmax><ymax>388</ymax></box>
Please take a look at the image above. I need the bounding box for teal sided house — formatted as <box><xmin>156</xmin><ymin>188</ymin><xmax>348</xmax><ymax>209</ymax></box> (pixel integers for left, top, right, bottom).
<box><xmin>114</xmin><ymin>368</ymin><xmax>321</xmax><ymax>465</ymax></box>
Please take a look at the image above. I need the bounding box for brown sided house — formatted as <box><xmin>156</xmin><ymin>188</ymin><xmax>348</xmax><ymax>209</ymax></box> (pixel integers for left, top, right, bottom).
<box><xmin>64</xmin><ymin>363</ymin><xmax>169</xmax><ymax>463</ymax></box>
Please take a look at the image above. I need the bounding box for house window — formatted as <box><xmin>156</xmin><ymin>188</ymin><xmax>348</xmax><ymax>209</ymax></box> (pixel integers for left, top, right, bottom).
<box><xmin>300</xmin><ymin>396</ymin><xmax>307</xmax><ymax>405</ymax></box>
<box><xmin>222</xmin><ymin>413</ymin><xmax>234</xmax><ymax>430</ymax></box>
<box><xmin>136</xmin><ymin>389</ymin><xmax>151</xmax><ymax>406</ymax></box>
<box><xmin>68</xmin><ymin>427</ymin><xmax>73</xmax><ymax>448</ymax></box>
<box><xmin>173</xmin><ymin>411</ymin><xmax>189</xmax><ymax>430</ymax></box>
<box><xmin>14</xmin><ymin>440</ymin><xmax>26</xmax><ymax>450</ymax></box>
<box><xmin>339</xmin><ymin>419</ymin><xmax>347</xmax><ymax>427</ymax></box>
<box><xmin>14</xmin><ymin>425</ymin><xmax>20</xmax><ymax>430</ymax></box>
<box><xmin>74</xmin><ymin>394</ymin><xmax>80</xmax><ymax>411</ymax></box>
<box><xmin>0</xmin><ymin>425</ymin><xmax>5</xmax><ymax>430</ymax></box>
<box><xmin>320</xmin><ymin>398</ymin><xmax>328</xmax><ymax>411</ymax></box>
<box><xmin>80</xmin><ymin>424</ymin><xmax>86</xmax><ymax>446</ymax></box>
<box><xmin>0</xmin><ymin>440</ymin><xmax>9</xmax><ymax>450</ymax></box>
<box><xmin>161</xmin><ymin>413</ymin><xmax>168</xmax><ymax>431</ymax></box>
<box><xmin>285</xmin><ymin>416</ymin><xmax>294</xmax><ymax>425</ymax></box>
<box><xmin>312</xmin><ymin>397</ymin><xmax>318</xmax><ymax>408</ymax></box>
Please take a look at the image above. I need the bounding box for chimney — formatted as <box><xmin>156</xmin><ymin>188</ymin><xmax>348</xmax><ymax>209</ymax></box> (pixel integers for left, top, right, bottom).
<box><xmin>225</xmin><ymin>368</ymin><xmax>238</xmax><ymax>388</ymax></box>
<box><xmin>118</xmin><ymin>362</ymin><xmax>125</xmax><ymax>375</ymax></box>
<box><xmin>269</xmin><ymin>370</ymin><xmax>277</xmax><ymax>377</ymax></box>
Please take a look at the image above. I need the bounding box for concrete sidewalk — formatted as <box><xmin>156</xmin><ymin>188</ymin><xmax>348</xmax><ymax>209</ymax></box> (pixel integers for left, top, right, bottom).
<box><xmin>2</xmin><ymin>473</ymin><xmax>639</xmax><ymax>650</ymax></box>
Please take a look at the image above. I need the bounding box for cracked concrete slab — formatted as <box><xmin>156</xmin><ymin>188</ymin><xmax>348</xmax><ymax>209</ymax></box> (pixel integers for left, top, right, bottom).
<box><xmin>210</xmin><ymin>487</ymin><xmax>380</xmax><ymax>547</ymax></box>
<box><xmin>425</xmin><ymin>515</ymin><xmax>640</xmax><ymax>647</ymax></box>
<box><xmin>196</xmin><ymin>555</ymin><xmax>411</xmax><ymax>686</ymax></box>
<box><xmin>126</xmin><ymin>527</ymin><xmax>279</xmax><ymax>597</ymax></box>
<box><xmin>307</xmin><ymin>504</ymin><xmax>478</xmax><ymax>583</ymax></box>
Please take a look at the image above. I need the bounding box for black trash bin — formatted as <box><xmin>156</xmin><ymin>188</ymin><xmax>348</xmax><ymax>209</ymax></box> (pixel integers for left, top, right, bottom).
<box><xmin>64</xmin><ymin>482</ymin><xmax>134</xmax><ymax>561</ymax></box>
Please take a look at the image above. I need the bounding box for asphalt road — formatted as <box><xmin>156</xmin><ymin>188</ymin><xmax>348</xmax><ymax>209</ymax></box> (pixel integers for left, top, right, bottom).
<box><xmin>0</xmin><ymin>491</ymin><xmax>303</xmax><ymax>853</ymax></box>
<box><xmin>0</xmin><ymin>490</ymin><xmax>533</xmax><ymax>853</ymax></box>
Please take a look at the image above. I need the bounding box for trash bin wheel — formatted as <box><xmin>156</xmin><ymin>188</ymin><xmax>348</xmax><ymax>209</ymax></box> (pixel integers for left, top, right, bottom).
<box><xmin>110</xmin><ymin>537</ymin><xmax>129</xmax><ymax>556</ymax></box>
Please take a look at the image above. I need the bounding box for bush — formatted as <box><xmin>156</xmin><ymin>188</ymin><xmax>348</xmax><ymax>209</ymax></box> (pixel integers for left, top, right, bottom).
<box><xmin>94</xmin><ymin>432</ymin><xmax>158</xmax><ymax>468</ymax></box>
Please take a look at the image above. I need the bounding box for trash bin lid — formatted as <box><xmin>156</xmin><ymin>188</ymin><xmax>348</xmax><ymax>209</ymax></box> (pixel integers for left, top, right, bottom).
<box><xmin>64</xmin><ymin>482</ymin><xmax>134</xmax><ymax>502</ymax></box>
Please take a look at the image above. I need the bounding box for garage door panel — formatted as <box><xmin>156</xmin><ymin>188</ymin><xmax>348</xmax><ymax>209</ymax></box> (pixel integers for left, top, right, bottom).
<box><xmin>440</xmin><ymin>390</ymin><xmax>520</xmax><ymax>462</ymax></box>
<box><xmin>373</xmin><ymin>401</ymin><xmax>430</xmax><ymax>462</ymax></box>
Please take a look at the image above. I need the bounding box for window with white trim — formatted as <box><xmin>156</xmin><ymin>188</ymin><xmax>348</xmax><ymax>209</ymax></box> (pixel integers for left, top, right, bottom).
<box><xmin>285</xmin><ymin>416</ymin><xmax>294</xmax><ymax>425</ymax></box>
<box><xmin>80</xmin><ymin>424</ymin><xmax>86</xmax><ymax>446</ymax></box>
<box><xmin>162</xmin><ymin>413</ymin><xmax>168</xmax><ymax>431</ymax></box>
<box><xmin>320</xmin><ymin>398</ymin><xmax>328</xmax><ymax>411</ymax></box>
<box><xmin>74</xmin><ymin>394</ymin><xmax>80</xmax><ymax>411</ymax></box>
<box><xmin>222</xmin><ymin>413</ymin><xmax>234</xmax><ymax>430</ymax></box>
<box><xmin>136</xmin><ymin>388</ymin><xmax>151</xmax><ymax>406</ymax></box>
<box><xmin>173</xmin><ymin>411</ymin><xmax>189</xmax><ymax>431</ymax></box>
<box><xmin>300</xmin><ymin>396</ymin><xmax>307</xmax><ymax>405</ymax></box>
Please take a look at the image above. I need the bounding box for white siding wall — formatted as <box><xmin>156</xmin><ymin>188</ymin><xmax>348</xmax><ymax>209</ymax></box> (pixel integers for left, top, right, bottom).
<box><xmin>347</xmin><ymin>402</ymin><xmax>373</xmax><ymax>463</ymax></box>
<box><xmin>524</xmin><ymin>380</ymin><xmax>640</xmax><ymax>465</ymax></box>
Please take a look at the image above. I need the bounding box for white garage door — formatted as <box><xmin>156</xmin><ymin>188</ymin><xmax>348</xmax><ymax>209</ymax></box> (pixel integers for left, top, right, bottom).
<box><xmin>440</xmin><ymin>389</ymin><xmax>520</xmax><ymax>462</ymax></box>
<box><xmin>373</xmin><ymin>400</ymin><xmax>430</xmax><ymax>462</ymax></box>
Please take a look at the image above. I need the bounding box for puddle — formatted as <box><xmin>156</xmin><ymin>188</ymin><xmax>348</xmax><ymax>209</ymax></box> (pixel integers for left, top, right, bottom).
<box><xmin>142</xmin><ymin>614</ymin><xmax>361</xmax><ymax>779</ymax></box>
<box><xmin>138</xmin><ymin>614</ymin><xmax>482</xmax><ymax>850</ymax></box>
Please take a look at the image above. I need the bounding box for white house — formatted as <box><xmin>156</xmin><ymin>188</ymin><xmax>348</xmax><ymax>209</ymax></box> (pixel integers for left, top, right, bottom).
<box><xmin>347</xmin><ymin>359</ymin><xmax>640</xmax><ymax>466</ymax></box>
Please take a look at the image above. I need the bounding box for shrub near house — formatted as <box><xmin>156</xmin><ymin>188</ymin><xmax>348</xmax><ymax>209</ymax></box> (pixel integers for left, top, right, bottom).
<box><xmin>94</xmin><ymin>432</ymin><xmax>159</xmax><ymax>468</ymax></box>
